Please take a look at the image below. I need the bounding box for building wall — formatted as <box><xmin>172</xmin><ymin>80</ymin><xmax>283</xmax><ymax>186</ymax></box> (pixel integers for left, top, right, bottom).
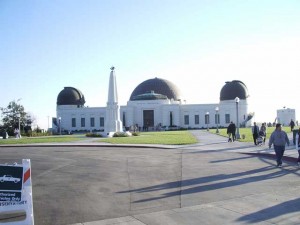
<box><xmin>277</xmin><ymin>108</ymin><xmax>296</xmax><ymax>126</ymax></box>
<box><xmin>56</xmin><ymin>98</ymin><xmax>249</xmax><ymax>132</ymax></box>
<box><xmin>56</xmin><ymin>105</ymin><xmax>106</xmax><ymax>132</ymax></box>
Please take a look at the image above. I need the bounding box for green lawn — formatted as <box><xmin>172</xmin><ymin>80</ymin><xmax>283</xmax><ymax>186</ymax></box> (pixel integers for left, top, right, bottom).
<box><xmin>98</xmin><ymin>130</ymin><xmax>198</xmax><ymax>145</ymax></box>
<box><xmin>209</xmin><ymin>126</ymin><xmax>294</xmax><ymax>142</ymax></box>
<box><xmin>0</xmin><ymin>127</ymin><xmax>294</xmax><ymax>145</ymax></box>
<box><xmin>0</xmin><ymin>135</ymin><xmax>86</xmax><ymax>145</ymax></box>
<box><xmin>0</xmin><ymin>131</ymin><xmax>198</xmax><ymax>145</ymax></box>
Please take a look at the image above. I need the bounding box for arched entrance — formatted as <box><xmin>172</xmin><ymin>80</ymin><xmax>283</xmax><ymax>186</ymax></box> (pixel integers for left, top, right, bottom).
<box><xmin>143</xmin><ymin>110</ymin><xmax>154</xmax><ymax>131</ymax></box>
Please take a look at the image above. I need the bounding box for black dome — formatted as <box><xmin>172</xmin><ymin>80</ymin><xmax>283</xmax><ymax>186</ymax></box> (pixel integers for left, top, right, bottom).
<box><xmin>130</xmin><ymin>77</ymin><xmax>182</xmax><ymax>101</ymax></box>
<box><xmin>57</xmin><ymin>87</ymin><xmax>86</xmax><ymax>105</ymax></box>
<box><xmin>220</xmin><ymin>80</ymin><xmax>249</xmax><ymax>101</ymax></box>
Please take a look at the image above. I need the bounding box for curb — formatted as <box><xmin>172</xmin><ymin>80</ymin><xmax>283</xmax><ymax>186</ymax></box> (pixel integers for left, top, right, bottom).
<box><xmin>0</xmin><ymin>144</ymin><xmax>172</xmax><ymax>149</ymax></box>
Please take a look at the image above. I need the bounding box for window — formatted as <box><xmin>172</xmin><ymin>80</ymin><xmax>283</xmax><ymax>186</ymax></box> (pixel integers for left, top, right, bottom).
<box><xmin>225</xmin><ymin>114</ymin><xmax>230</xmax><ymax>123</ymax></box>
<box><xmin>215</xmin><ymin>114</ymin><xmax>220</xmax><ymax>124</ymax></box>
<box><xmin>100</xmin><ymin>117</ymin><xmax>104</xmax><ymax>127</ymax></box>
<box><xmin>72</xmin><ymin>118</ymin><xmax>76</xmax><ymax>127</ymax></box>
<box><xmin>81</xmin><ymin>118</ymin><xmax>85</xmax><ymax>127</ymax></box>
<box><xmin>169</xmin><ymin>111</ymin><xmax>173</xmax><ymax>126</ymax></box>
<box><xmin>90</xmin><ymin>117</ymin><xmax>95</xmax><ymax>127</ymax></box>
<box><xmin>184</xmin><ymin>115</ymin><xmax>189</xmax><ymax>125</ymax></box>
<box><xmin>205</xmin><ymin>114</ymin><xmax>210</xmax><ymax>124</ymax></box>
<box><xmin>195</xmin><ymin>115</ymin><xmax>199</xmax><ymax>124</ymax></box>
<box><xmin>122</xmin><ymin>112</ymin><xmax>126</xmax><ymax>127</ymax></box>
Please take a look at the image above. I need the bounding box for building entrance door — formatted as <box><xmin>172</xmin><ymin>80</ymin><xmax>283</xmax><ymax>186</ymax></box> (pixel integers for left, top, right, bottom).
<box><xmin>143</xmin><ymin>110</ymin><xmax>154</xmax><ymax>131</ymax></box>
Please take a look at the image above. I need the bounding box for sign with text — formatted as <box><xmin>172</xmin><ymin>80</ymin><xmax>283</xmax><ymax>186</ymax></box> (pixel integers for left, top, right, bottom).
<box><xmin>0</xmin><ymin>159</ymin><xmax>34</xmax><ymax>225</ymax></box>
<box><xmin>0</xmin><ymin>165</ymin><xmax>23</xmax><ymax>202</ymax></box>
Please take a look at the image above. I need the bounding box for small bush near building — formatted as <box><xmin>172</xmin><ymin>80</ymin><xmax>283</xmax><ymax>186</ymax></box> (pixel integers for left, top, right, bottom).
<box><xmin>113</xmin><ymin>132</ymin><xmax>129</xmax><ymax>137</ymax></box>
<box><xmin>132</xmin><ymin>132</ymin><xmax>140</xmax><ymax>136</ymax></box>
<box><xmin>25</xmin><ymin>131</ymin><xmax>52</xmax><ymax>137</ymax></box>
<box><xmin>86</xmin><ymin>133</ymin><xmax>103</xmax><ymax>137</ymax></box>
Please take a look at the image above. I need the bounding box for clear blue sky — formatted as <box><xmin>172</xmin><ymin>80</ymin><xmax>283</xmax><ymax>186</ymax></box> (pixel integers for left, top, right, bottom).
<box><xmin>1</xmin><ymin>0</ymin><xmax>300</xmax><ymax>129</ymax></box>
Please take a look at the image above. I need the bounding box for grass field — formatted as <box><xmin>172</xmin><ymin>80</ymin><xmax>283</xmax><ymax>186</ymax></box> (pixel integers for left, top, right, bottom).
<box><xmin>0</xmin><ymin>135</ymin><xmax>86</xmax><ymax>145</ymax></box>
<box><xmin>97</xmin><ymin>130</ymin><xmax>198</xmax><ymax>145</ymax></box>
<box><xmin>0</xmin><ymin>127</ymin><xmax>295</xmax><ymax>145</ymax></box>
<box><xmin>0</xmin><ymin>131</ymin><xmax>198</xmax><ymax>145</ymax></box>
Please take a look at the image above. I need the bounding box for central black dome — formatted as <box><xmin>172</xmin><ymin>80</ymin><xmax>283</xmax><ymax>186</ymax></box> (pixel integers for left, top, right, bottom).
<box><xmin>130</xmin><ymin>77</ymin><xmax>182</xmax><ymax>101</ymax></box>
<box><xmin>57</xmin><ymin>87</ymin><xmax>85</xmax><ymax>106</ymax></box>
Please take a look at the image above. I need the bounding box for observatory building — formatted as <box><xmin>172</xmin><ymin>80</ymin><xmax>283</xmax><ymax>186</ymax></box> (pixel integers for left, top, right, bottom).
<box><xmin>54</xmin><ymin>68</ymin><xmax>252</xmax><ymax>133</ymax></box>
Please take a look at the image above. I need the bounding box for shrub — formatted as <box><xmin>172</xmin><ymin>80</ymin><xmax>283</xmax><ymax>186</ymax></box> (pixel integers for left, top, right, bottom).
<box><xmin>113</xmin><ymin>132</ymin><xmax>129</xmax><ymax>137</ymax></box>
<box><xmin>86</xmin><ymin>133</ymin><xmax>102</xmax><ymax>137</ymax></box>
<box><xmin>25</xmin><ymin>131</ymin><xmax>52</xmax><ymax>137</ymax></box>
<box><xmin>132</xmin><ymin>132</ymin><xmax>140</xmax><ymax>136</ymax></box>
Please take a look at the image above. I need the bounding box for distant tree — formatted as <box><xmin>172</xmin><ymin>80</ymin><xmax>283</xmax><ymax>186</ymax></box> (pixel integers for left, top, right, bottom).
<box><xmin>33</xmin><ymin>125</ymin><xmax>42</xmax><ymax>133</ymax></box>
<box><xmin>0</xmin><ymin>100</ymin><xmax>31</xmax><ymax>135</ymax></box>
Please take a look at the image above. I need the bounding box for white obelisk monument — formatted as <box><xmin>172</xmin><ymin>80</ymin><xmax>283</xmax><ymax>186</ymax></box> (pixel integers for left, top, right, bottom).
<box><xmin>104</xmin><ymin>66</ymin><xmax>123</xmax><ymax>136</ymax></box>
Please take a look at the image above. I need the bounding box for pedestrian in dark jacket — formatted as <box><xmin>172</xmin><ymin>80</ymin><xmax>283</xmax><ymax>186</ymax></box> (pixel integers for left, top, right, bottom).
<box><xmin>269</xmin><ymin>123</ymin><xmax>290</xmax><ymax>167</ymax></box>
<box><xmin>289</xmin><ymin>119</ymin><xmax>295</xmax><ymax>132</ymax></box>
<box><xmin>227</xmin><ymin>122</ymin><xmax>236</xmax><ymax>142</ymax></box>
<box><xmin>252</xmin><ymin>122</ymin><xmax>260</xmax><ymax>145</ymax></box>
<box><xmin>297</xmin><ymin>128</ymin><xmax>300</xmax><ymax>167</ymax></box>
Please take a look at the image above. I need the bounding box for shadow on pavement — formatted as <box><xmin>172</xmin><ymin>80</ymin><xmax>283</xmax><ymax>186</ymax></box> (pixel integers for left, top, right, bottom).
<box><xmin>236</xmin><ymin>197</ymin><xmax>300</xmax><ymax>223</ymax></box>
<box><xmin>183</xmin><ymin>145</ymin><xmax>259</xmax><ymax>154</ymax></box>
<box><xmin>210</xmin><ymin>155</ymin><xmax>255</xmax><ymax>163</ymax></box>
<box><xmin>117</xmin><ymin>165</ymin><xmax>290</xmax><ymax>203</ymax></box>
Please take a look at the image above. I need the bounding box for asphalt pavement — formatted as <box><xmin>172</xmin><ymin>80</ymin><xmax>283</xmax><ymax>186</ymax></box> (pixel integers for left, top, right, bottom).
<box><xmin>0</xmin><ymin>130</ymin><xmax>300</xmax><ymax>225</ymax></box>
<box><xmin>70</xmin><ymin>130</ymin><xmax>300</xmax><ymax>225</ymax></box>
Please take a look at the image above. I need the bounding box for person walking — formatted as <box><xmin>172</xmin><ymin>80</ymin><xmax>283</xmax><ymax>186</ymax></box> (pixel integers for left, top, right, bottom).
<box><xmin>269</xmin><ymin>123</ymin><xmax>290</xmax><ymax>167</ymax></box>
<box><xmin>259</xmin><ymin>122</ymin><xmax>267</xmax><ymax>144</ymax></box>
<box><xmin>252</xmin><ymin>122</ymin><xmax>260</xmax><ymax>145</ymax></box>
<box><xmin>297</xmin><ymin>128</ymin><xmax>300</xmax><ymax>167</ymax></box>
<box><xmin>231</xmin><ymin>122</ymin><xmax>236</xmax><ymax>141</ymax></box>
<box><xmin>298</xmin><ymin>149</ymin><xmax>300</xmax><ymax>167</ymax></box>
<box><xmin>227</xmin><ymin>121</ymin><xmax>236</xmax><ymax>142</ymax></box>
<box><xmin>289</xmin><ymin>119</ymin><xmax>295</xmax><ymax>132</ymax></box>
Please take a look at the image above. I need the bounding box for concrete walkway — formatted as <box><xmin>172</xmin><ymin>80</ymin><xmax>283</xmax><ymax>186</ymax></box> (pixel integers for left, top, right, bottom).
<box><xmin>188</xmin><ymin>130</ymin><xmax>299</xmax><ymax>161</ymax></box>
<box><xmin>67</xmin><ymin>130</ymin><xmax>300</xmax><ymax>225</ymax></box>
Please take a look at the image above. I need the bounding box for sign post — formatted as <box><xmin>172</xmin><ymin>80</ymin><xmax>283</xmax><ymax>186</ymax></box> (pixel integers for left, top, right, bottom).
<box><xmin>0</xmin><ymin>159</ymin><xmax>34</xmax><ymax>225</ymax></box>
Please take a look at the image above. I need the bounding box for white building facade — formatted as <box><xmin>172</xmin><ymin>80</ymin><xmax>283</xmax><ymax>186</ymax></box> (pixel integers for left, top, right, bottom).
<box><xmin>276</xmin><ymin>108</ymin><xmax>296</xmax><ymax>126</ymax></box>
<box><xmin>54</xmin><ymin>70</ymin><xmax>253</xmax><ymax>133</ymax></box>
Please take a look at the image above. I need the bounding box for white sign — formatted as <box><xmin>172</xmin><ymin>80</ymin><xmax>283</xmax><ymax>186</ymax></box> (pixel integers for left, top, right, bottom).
<box><xmin>0</xmin><ymin>159</ymin><xmax>34</xmax><ymax>225</ymax></box>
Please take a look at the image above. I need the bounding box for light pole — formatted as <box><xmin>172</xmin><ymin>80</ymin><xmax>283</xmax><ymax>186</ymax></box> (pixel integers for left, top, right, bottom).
<box><xmin>235</xmin><ymin>97</ymin><xmax>240</xmax><ymax>139</ymax></box>
<box><xmin>16</xmin><ymin>98</ymin><xmax>22</xmax><ymax>138</ymax></box>
<box><xmin>17</xmin><ymin>113</ymin><xmax>21</xmax><ymax>138</ymax></box>
<box><xmin>215</xmin><ymin>106</ymin><xmax>219</xmax><ymax>134</ymax></box>
<box><xmin>58</xmin><ymin>117</ymin><xmax>61</xmax><ymax>135</ymax></box>
<box><xmin>206</xmin><ymin>111</ymin><xmax>210</xmax><ymax>131</ymax></box>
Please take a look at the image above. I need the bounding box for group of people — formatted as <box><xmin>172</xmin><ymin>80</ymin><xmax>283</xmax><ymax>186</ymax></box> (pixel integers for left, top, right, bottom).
<box><xmin>227</xmin><ymin>121</ymin><xmax>267</xmax><ymax>145</ymax></box>
<box><xmin>253</xmin><ymin>121</ymin><xmax>299</xmax><ymax>168</ymax></box>
<box><xmin>251</xmin><ymin>122</ymin><xmax>267</xmax><ymax>145</ymax></box>
<box><xmin>227</xmin><ymin>121</ymin><xmax>299</xmax><ymax>168</ymax></box>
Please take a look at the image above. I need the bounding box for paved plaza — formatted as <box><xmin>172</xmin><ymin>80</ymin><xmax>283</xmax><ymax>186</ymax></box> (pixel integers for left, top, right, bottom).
<box><xmin>0</xmin><ymin>130</ymin><xmax>300</xmax><ymax>225</ymax></box>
